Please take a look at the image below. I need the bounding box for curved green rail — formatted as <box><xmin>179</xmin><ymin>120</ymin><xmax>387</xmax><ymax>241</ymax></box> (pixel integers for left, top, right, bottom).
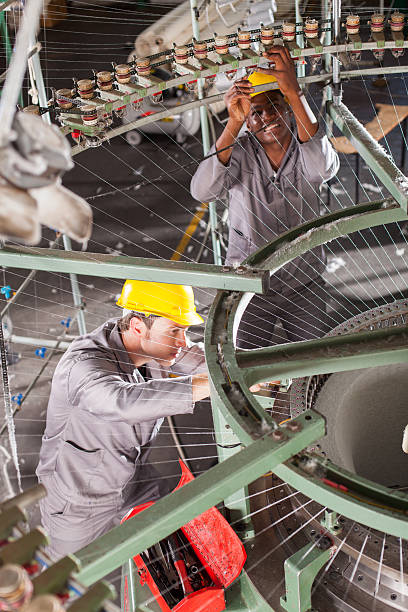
<box><xmin>204</xmin><ymin>197</ymin><xmax>408</xmax><ymax>539</ymax></box>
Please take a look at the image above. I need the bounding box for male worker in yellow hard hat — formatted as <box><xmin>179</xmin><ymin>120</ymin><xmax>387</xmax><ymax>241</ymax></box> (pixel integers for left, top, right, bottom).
<box><xmin>36</xmin><ymin>280</ymin><xmax>209</xmax><ymax>559</ymax></box>
<box><xmin>191</xmin><ymin>45</ymin><xmax>339</xmax><ymax>348</ymax></box>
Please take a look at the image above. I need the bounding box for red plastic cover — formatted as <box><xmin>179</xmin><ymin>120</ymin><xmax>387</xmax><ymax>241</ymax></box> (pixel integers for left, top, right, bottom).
<box><xmin>122</xmin><ymin>461</ymin><xmax>246</xmax><ymax>589</ymax></box>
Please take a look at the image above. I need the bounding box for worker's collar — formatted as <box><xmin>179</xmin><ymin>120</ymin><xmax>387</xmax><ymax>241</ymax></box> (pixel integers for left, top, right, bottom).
<box><xmin>109</xmin><ymin>322</ymin><xmax>136</xmax><ymax>375</ymax></box>
<box><xmin>248</xmin><ymin>130</ymin><xmax>296</xmax><ymax>178</ymax></box>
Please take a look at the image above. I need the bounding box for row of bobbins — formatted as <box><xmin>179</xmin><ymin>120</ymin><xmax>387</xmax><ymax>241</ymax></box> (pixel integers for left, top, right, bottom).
<box><xmin>0</xmin><ymin>563</ymin><xmax>64</xmax><ymax>612</ymax></box>
<box><xmin>344</xmin><ymin>11</ymin><xmax>405</xmax><ymax>36</ymax></box>
<box><xmin>370</xmin><ymin>11</ymin><xmax>405</xmax><ymax>34</ymax></box>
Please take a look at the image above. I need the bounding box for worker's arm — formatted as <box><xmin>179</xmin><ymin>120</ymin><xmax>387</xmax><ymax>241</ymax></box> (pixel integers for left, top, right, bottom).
<box><xmin>68</xmin><ymin>354</ymin><xmax>209</xmax><ymax>425</ymax></box>
<box><xmin>214</xmin><ymin>79</ymin><xmax>254</xmax><ymax>165</ymax></box>
<box><xmin>169</xmin><ymin>342</ymin><xmax>206</xmax><ymax>376</ymax></box>
<box><xmin>258</xmin><ymin>45</ymin><xmax>318</xmax><ymax>143</ymax></box>
<box><xmin>190</xmin><ymin>81</ymin><xmax>250</xmax><ymax>202</ymax></box>
<box><xmin>259</xmin><ymin>46</ymin><xmax>339</xmax><ymax>182</ymax></box>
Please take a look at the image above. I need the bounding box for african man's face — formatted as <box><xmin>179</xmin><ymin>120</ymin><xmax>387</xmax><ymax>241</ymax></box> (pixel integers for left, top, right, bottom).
<box><xmin>245</xmin><ymin>92</ymin><xmax>291</xmax><ymax>145</ymax></box>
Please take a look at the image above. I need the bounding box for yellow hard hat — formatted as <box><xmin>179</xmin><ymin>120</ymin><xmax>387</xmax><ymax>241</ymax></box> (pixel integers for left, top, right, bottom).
<box><xmin>116</xmin><ymin>280</ymin><xmax>204</xmax><ymax>326</ymax></box>
<box><xmin>247</xmin><ymin>71</ymin><xmax>279</xmax><ymax>97</ymax></box>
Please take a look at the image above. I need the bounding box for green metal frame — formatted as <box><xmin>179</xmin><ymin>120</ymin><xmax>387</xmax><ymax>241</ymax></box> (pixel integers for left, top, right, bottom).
<box><xmin>328</xmin><ymin>101</ymin><xmax>408</xmax><ymax>212</ymax></box>
<box><xmin>0</xmin><ymin>245</ymin><xmax>268</xmax><ymax>293</ymax></box>
<box><xmin>280</xmin><ymin>542</ymin><xmax>333</xmax><ymax>612</ymax></box>
<box><xmin>63</xmin><ymin>196</ymin><xmax>408</xmax><ymax>610</ymax></box>
<box><xmin>74</xmin><ymin>410</ymin><xmax>324</xmax><ymax>585</ymax></box>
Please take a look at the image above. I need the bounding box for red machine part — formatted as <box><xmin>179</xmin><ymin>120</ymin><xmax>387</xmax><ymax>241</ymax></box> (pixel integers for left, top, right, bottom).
<box><xmin>122</xmin><ymin>460</ymin><xmax>246</xmax><ymax>612</ymax></box>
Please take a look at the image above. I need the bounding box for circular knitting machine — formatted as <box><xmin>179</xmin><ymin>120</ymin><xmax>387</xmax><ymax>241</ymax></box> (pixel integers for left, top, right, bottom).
<box><xmin>205</xmin><ymin>199</ymin><xmax>408</xmax><ymax>612</ymax></box>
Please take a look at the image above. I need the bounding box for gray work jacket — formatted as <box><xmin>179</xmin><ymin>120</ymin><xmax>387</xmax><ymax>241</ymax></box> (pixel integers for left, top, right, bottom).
<box><xmin>36</xmin><ymin>319</ymin><xmax>205</xmax><ymax>505</ymax></box>
<box><xmin>191</xmin><ymin>125</ymin><xmax>339</xmax><ymax>294</ymax></box>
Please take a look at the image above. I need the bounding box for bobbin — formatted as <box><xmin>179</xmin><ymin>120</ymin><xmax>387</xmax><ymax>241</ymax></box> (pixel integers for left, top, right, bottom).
<box><xmin>135</xmin><ymin>58</ymin><xmax>151</xmax><ymax>79</ymax></box>
<box><xmin>390</xmin><ymin>11</ymin><xmax>404</xmax><ymax>32</ymax></box>
<box><xmin>346</xmin><ymin>14</ymin><xmax>360</xmax><ymax>36</ymax></box>
<box><xmin>77</xmin><ymin>78</ymin><xmax>94</xmax><ymax>100</ymax></box>
<box><xmin>55</xmin><ymin>88</ymin><xmax>74</xmax><ymax>109</ymax></box>
<box><xmin>214</xmin><ymin>35</ymin><xmax>229</xmax><ymax>55</ymax></box>
<box><xmin>25</xmin><ymin>594</ymin><xmax>65</xmax><ymax>612</ymax></box>
<box><xmin>282</xmin><ymin>22</ymin><xmax>296</xmax><ymax>42</ymax></box>
<box><xmin>193</xmin><ymin>40</ymin><xmax>207</xmax><ymax>60</ymax></box>
<box><xmin>97</xmin><ymin>70</ymin><xmax>113</xmax><ymax>91</ymax></box>
<box><xmin>370</xmin><ymin>13</ymin><xmax>384</xmax><ymax>33</ymax></box>
<box><xmin>22</xmin><ymin>105</ymin><xmax>40</xmax><ymax>115</ymax></box>
<box><xmin>260</xmin><ymin>26</ymin><xmax>274</xmax><ymax>47</ymax></box>
<box><xmin>116</xmin><ymin>64</ymin><xmax>132</xmax><ymax>83</ymax></box>
<box><xmin>304</xmin><ymin>18</ymin><xmax>319</xmax><ymax>39</ymax></box>
<box><xmin>0</xmin><ymin>564</ymin><xmax>33</xmax><ymax>611</ymax></box>
<box><xmin>174</xmin><ymin>45</ymin><xmax>189</xmax><ymax>64</ymax></box>
<box><xmin>237</xmin><ymin>30</ymin><xmax>251</xmax><ymax>49</ymax></box>
<box><xmin>82</xmin><ymin>105</ymin><xmax>98</xmax><ymax>126</ymax></box>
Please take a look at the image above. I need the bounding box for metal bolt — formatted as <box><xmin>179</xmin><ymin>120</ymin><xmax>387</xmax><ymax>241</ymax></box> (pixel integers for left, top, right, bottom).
<box><xmin>286</xmin><ymin>421</ymin><xmax>302</xmax><ymax>433</ymax></box>
<box><xmin>272</xmin><ymin>430</ymin><xmax>286</xmax><ymax>442</ymax></box>
<box><xmin>235</xmin><ymin>265</ymin><xmax>247</xmax><ymax>274</ymax></box>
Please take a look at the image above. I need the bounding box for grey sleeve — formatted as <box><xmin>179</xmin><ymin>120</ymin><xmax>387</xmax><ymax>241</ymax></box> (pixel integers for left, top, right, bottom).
<box><xmin>68</xmin><ymin>357</ymin><xmax>194</xmax><ymax>425</ymax></box>
<box><xmin>170</xmin><ymin>343</ymin><xmax>206</xmax><ymax>376</ymax></box>
<box><xmin>297</xmin><ymin>123</ymin><xmax>340</xmax><ymax>183</ymax></box>
<box><xmin>190</xmin><ymin>145</ymin><xmax>233</xmax><ymax>201</ymax></box>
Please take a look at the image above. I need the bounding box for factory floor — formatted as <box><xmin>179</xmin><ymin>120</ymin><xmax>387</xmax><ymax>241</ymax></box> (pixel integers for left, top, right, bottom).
<box><xmin>0</xmin><ymin>0</ymin><xmax>408</xmax><ymax>607</ymax></box>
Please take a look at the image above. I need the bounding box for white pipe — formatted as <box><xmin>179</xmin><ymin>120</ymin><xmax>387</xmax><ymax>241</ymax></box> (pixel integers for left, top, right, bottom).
<box><xmin>0</xmin><ymin>0</ymin><xmax>43</xmax><ymax>145</ymax></box>
<box><xmin>10</xmin><ymin>335</ymin><xmax>71</xmax><ymax>350</ymax></box>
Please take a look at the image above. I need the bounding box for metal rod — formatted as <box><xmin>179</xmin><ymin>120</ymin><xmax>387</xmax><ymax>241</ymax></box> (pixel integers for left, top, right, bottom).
<box><xmin>0</xmin><ymin>338</ymin><xmax>62</xmax><ymax>437</ymax></box>
<box><xmin>62</xmin><ymin>235</ymin><xmax>87</xmax><ymax>336</ymax></box>
<box><xmin>29</xmin><ymin>41</ymin><xmax>87</xmax><ymax>337</ymax></box>
<box><xmin>237</xmin><ymin>325</ymin><xmax>408</xmax><ymax>383</ymax></box>
<box><xmin>295</xmin><ymin>0</ymin><xmax>305</xmax><ymax>79</ymax></box>
<box><xmin>328</xmin><ymin>101</ymin><xmax>408</xmax><ymax>212</ymax></box>
<box><xmin>9</xmin><ymin>334</ymin><xmax>70</xmax><ymax>350</ymax></box>
<box><xmin>401</xmin><ymin>117</ymin><xmax>407</xmax><ymax>171</ymax></box>
<box><xmin>355</xmin><ymin>153</ymin><xmax>359</xmax><ymax>204</ymax></box>
<box><xmin>0</xmin><ymin>245</ymin><xmax>268</xmax><ymax>293</ymax></box>
<box><xmin>190</xmin><ymin>0</ymin><xmax>222</xmax><ymax>266</ymax></box>
<box><xmin>0</xmin><ymin>0</ymin><xmax>43</xmax><ymax>145</ymax></box>
<box><xmin>332</xmin><ymin>0</ymin><xmax>342</xmax><ymax>104</ymax></box>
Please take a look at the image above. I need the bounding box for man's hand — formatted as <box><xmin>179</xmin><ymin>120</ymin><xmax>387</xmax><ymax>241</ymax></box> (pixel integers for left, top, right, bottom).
<box><xmin>215</xmin><ymin>79</ymin><xmax>254</xmax><ymax>165</ymax></box>
<box><xmin>192</xmin><ymin>372</ymin><xmax>210</xmax><ymax>402</ymax></box>
<box><xmin>258</xmin><ymin>45</ymin><xmax>300</xmax><ymax>101</ymax></box>
<box><xmin>258</xmin><ymin>44</ymin><xmax>318</xmax><ymax>142</ymax></box>
<box><xmin>250</xmin><ymin>381</ymin><xmax>281</xmax><ymax>392</ymax></box>
<box><xmin>224</xmin><ymin>79</ymin><xmax>254</xmax><ymax>123</ymax></box>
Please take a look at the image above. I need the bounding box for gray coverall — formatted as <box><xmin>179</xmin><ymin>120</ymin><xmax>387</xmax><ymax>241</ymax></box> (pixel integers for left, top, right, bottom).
<box><xmin>36</xmin><ymin>319</ymin><xmax>205</xmax><ymax>559</ymax></box>
<box><xmin>190</xmin><ymin>125</ymin><xmax>339</xmax><ymax>347</ymax></box>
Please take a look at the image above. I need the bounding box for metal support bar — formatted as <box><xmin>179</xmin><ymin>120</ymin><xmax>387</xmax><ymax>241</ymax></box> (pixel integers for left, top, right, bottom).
<box><xmin>74</xmin><ymin>411</ymin><xmax>325</xmax><ymax>585</ymax></box>
<box><xmin>295</xmin><ymin>0</ymin><xmax>305</xmax><ymax>80</ymax></box>
<box><xmin>190</xmin><ymin>0</ymin><xmax>222</xmax><ymax>266</ymax></box>
<box><xmin>237</xmin><ymin>325</ymin><xmax>408</xmax><ymax>384</ymax></box>
<box><xmin>28</xmin><ymin>29</ymin><xmax>87</xmax><ymax>336</ymax></box>
<box><xmin>280</xmin><ymin>542</ymin><xmax>333</xmax><ymax>612</ymax></box>
<box><xmin>0</xmin><ymin>0</ymin><xmax>43</xmax><ymax>144</ymax></box>
<box><xmin>62</xmin><ymin>235</ymin><xmax>87</xmax><ymax>335</ymax></box>
<box><xmin>0</xmin><ymin>246</ymin><xmax>268</xmax><ymax>293</ymax></box>
<box><xmin>9</xmin><ymin>334</ymin><xmax>71</xmax><ymax>350</ymax></box>
<box><xmin>274</xmin><ymin>459</ymin><xmax>408</xmax><ymax>539</ymax></box>
<box><xmin>210</xmin><ymin>396</ymin><xmax>254</xmax><ymax>540</ymax></box>
<box><xmin>328</xmin><ymin>101</ymin><xmax>408</xmax><ymax>211</ymax></box>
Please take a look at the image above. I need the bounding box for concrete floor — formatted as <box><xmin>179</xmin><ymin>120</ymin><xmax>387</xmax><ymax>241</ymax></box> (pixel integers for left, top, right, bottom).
<box><xmin>0</xmin><ymin>0</ymin><xmax>408</xmax><ymax>607</ymax></box>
